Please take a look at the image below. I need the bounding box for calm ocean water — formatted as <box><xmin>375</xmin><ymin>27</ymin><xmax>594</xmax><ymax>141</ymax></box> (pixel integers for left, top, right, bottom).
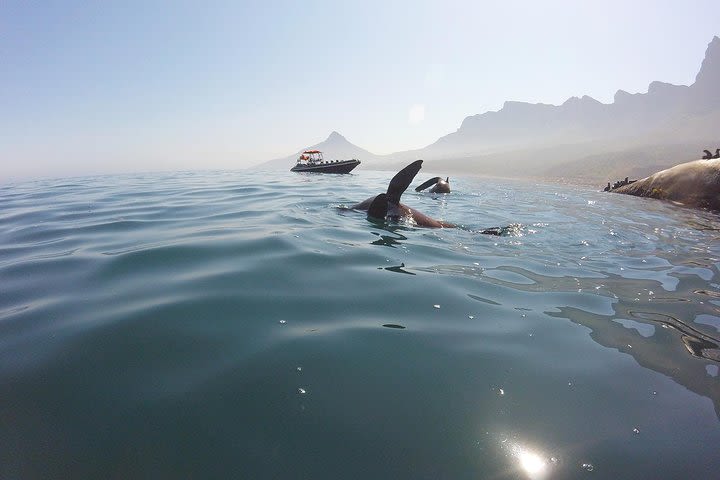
<box><xmin>2</xmin><ymin>168</ymin><xmax>720</xmax><ymax>479</ymax></box>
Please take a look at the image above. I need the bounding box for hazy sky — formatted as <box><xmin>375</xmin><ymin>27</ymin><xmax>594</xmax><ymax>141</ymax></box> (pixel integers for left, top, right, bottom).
<box><xmin>2</xmin><ymin>0</ymin><xmax>719</xmax><ymax>180</ymax></box>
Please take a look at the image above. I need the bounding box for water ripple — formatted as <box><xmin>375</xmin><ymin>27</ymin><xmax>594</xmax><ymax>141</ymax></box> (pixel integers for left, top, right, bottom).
<box><xmin>1</xmin><ymin>169</ymin><xmax>720</xmax><ymax>478</ymax></box>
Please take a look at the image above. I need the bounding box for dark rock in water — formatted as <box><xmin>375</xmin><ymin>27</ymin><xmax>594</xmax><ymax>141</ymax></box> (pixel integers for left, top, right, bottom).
<box><xmin>611</xmin><ymin>158</ymin><xmax>720</xmax><ymax>211</ymax></box>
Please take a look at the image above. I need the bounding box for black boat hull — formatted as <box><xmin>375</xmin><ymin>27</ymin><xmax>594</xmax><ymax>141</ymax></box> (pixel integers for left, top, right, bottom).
<box><xmin>291</xmin><ymin>159</ymin><xmax>360</xmax><ymax>174</ymax></box>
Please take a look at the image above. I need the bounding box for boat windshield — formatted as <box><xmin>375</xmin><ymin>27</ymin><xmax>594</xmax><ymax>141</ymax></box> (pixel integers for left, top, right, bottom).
<box><xmin>298</xmin><ymin>151</ymin><xmax>324</xmax><ymax>163</ymax></box>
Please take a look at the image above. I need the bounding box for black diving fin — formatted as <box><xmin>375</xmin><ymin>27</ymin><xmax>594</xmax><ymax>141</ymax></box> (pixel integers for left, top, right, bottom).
<box><xmin>414</xmin><ymin>176</ymin><xmax>442</xmax><ymax>192</ymax></box>
<box><xmin>386</xmin><ymin>159</ymin><xmax>423</xmax><ymax>205</ymax></box>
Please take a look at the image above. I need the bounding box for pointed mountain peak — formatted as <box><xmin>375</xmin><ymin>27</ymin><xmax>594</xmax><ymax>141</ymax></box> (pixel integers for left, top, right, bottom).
<box><xmin>303</xmin><ymin>131</ymin><xmax>374</xmax><ymax>159</ymax></box>
<box><xmin>327</xmin><ymin>131</ymin><xmax>346</xmax><ymax>142</ymax></box>
<box><xmin>694</xmin><ymin>35</ymin><xmax>720</xmax><ymax>87</ymax></box>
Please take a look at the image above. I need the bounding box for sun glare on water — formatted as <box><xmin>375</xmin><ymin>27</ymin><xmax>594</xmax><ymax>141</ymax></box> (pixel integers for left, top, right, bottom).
<box><xmin>500</xmin><ymin>440</ymin><xmax>549</xmax><ymax>479</ymax></box>
<box><xmin>518</xmin><ymin>449</ymin><xmax>547</xmax><ymax>477</ymax></box>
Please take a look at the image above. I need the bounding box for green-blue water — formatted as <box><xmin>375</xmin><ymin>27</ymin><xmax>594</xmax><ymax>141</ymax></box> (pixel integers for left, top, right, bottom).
<box><xmin>2</xmin><ymin>169</ymin><xmax>720</xmax><ymax>479</ymax></box>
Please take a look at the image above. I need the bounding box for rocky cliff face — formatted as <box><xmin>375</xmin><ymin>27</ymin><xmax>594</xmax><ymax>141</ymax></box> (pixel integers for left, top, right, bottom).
<box><xmin>695</xmin><ymin>36</ymin><xmax>720</xmax><ymax>87</ymax></box>
<box><xmin>691</xmin><ymin>35</ymin><xmax>720</xmax><ymax>109</ymax></box>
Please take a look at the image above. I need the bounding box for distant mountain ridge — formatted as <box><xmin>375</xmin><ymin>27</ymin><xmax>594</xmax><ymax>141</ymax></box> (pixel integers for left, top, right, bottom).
<box><xmin>255</xmin><ymin>36</ymin><xmax>720</xmax><ymax>183</ymax></box>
